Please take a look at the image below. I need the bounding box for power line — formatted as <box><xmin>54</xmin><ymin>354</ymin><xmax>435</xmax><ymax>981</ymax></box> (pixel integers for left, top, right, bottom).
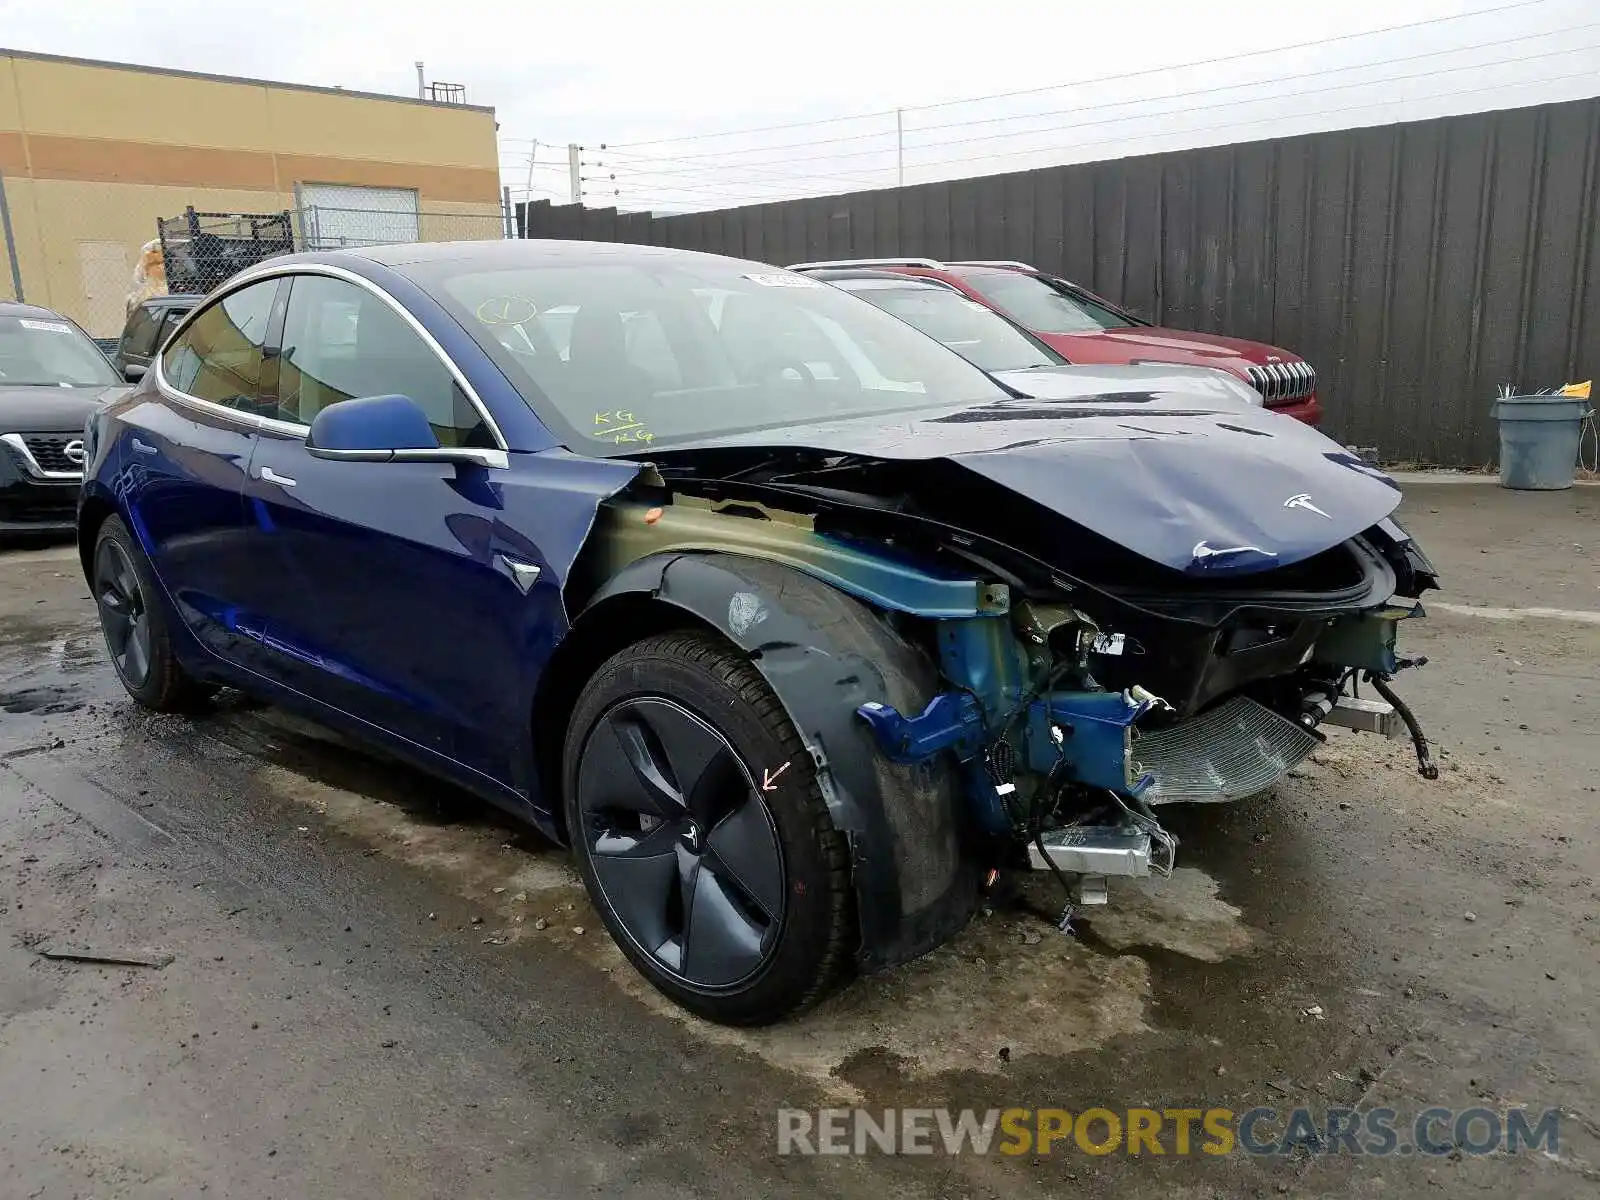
<box><xmin>864</xmin><ymin>65</ymin><xmax>1600</xmax><ymax>181</ymax></box>
<box><xmin>616</xmin><ymin>39</ymin><xmax>1600</xmax><ymax>174</ymax></box>
<box><xmin>611</xmin><ymin>19</ymin><xmax>1590</xmax><ymax>167</ymax></box>
<box><xmin>589</xmin><ymin>147</ymin><xmax>889</xmax><ymax>190</ymax></box>
<box><xmin>612</xmin><ymin>65</ymin><xmax>1598</xmax><ymax>212</ymax></box>
<box><xmin>601</xmin><ymin>0</ymin><xmax>1557</xmax><ymax>150</ymax></box>
<box><xmin>593</xmin><ymin>170</ymin><xmax>868</xmax><ymax>197</ymax></box>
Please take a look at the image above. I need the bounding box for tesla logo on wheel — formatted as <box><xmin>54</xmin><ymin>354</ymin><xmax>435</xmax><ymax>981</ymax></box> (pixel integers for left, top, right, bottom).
<box><xmin>64</xmin><ymin>439</ymin><xmax>86</xmax><ymax>465</ymax></box>
<box><xmin>1283</xmin><ymin>493</ymin><xmax>1332</xmax><ymax>519</ymax></box>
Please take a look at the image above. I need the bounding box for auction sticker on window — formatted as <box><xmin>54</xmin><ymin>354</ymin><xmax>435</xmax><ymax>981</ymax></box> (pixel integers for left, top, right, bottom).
<box><xmin>18</xmin><ymin>319</ymin><xmax>74</xmax><ymax>334</ymax></box>
<box><xmin>743</xmin><ymin>272</ymin><xmax>824</xmax><ymax>288</ymax></box>
<box><xmin>1088</xmin><ymin>632</ymin><xmax>1126</xmax><ymax>656</ymax></box>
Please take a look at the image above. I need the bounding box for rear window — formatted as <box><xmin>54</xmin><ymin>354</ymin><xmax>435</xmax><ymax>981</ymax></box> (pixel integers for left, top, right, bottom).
<box><xmin>965</xmin><ymin>272</ymin><xmax>1137</xmax><ymax>335</ymax></box>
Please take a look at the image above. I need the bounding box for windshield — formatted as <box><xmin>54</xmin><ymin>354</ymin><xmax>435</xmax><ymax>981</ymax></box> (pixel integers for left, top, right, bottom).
<box><xmin>416</xmin><ymin>259</ymin><xmax>1011</xmax><ymax>452</ymax></box>
<box><xmin>835</xmin><ymin>280</ymin><xmax>1063</xmax><ymax>372</ymax></box>
<box><xmin>965</xmin><ymin>272</ymin><xmax>1137</xmax><ymax>335</ymax></box>
<box><xmin>0</xmin><ymin>312</ymin><xmax>119</xmax><ymax>387</ymax></box>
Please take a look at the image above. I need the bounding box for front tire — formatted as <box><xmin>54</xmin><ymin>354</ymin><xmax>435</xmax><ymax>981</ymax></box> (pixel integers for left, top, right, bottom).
<box><xmin>562</xmin><ymin>629</ymin><xmax>853</xmax><ymax>1025</ymax></box>
<box><xmin>92</xmin><ymin>515</ymin><xmax>215</xmax><ymax>712</ymax></box>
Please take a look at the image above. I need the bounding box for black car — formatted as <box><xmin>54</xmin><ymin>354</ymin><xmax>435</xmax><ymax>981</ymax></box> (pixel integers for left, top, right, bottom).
<box><xmin>1</xmin><ymin>302</ymin><xmax>127</xmax><ymax>535</ymax></box>
<box><xmin>112</xmin><ymin>294</ymin><xmax>201</xmax><ymax>382</ymax></box>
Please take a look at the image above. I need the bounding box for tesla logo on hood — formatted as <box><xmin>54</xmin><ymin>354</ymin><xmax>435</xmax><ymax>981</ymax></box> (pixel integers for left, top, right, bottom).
<box><xmin>1283</xmin><ymin>493</ymin><xmax>1332</xmax><ymax>520</ymax></box>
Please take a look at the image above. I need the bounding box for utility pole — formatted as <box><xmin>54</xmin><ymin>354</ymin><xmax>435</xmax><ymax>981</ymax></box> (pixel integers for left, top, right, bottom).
<box><xmin>415</xmin><ymin>61</ymin><xmax>425</xmax><ymax>99</ymax></box>
<box><xmin>896</xmin><ymin>109</ymin><xmax>904</xmax><ymax>187</ymax></box>
<box><xmin>567</xmin><ymin>144</ymin><xmax>582</xmax><ymax>205</ymax></box>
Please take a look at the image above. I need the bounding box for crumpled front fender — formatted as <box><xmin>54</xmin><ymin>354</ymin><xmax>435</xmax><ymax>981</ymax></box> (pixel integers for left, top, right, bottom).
<box><xmin>587</xmin><ymin>550</ymin><xmax>980</xmax><ymax>972</ymax></box>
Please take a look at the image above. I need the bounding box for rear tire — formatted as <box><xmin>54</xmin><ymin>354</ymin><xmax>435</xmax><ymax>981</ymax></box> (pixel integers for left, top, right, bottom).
<box><xmin>562</xmin><ymin>629</ymin><xmax>853</xmax><ymax>1025</ymax></box>
<box><xmin>91</xmin><ymin>515</ymin><xmax>216</xmax><ymax>712</ymax></box>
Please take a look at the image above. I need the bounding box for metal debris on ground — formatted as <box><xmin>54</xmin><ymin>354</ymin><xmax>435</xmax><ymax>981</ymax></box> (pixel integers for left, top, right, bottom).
<box><xmin>38</xmin><ymin>946</ymin><xmax>173</xmax><ymax>968</ymax></box>
<box><xmin>1056</xmin><ymin>904</ymin><xmax>1077</xmax><ymax>937</ymax></box>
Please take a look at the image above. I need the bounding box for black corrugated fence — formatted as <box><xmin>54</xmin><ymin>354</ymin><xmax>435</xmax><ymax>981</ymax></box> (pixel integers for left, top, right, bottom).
<box><xmin>519</xmin><ymin>96</ymin><xmax>1600</xmax><ymax>467</ymax></box>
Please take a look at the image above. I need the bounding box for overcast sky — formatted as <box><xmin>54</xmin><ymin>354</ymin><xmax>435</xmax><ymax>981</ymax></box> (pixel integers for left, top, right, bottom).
<box><xmin>2</xmin><ymin>0</ymin><xmax>1595</xmax><ymax>212</ymax></box>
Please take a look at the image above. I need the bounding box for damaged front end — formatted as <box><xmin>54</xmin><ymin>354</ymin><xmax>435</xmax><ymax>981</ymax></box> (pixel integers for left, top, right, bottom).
<box><xmin>577</xmin><ymin>447</ymin><xmax>1440</xmax><ymax>939</ymax></box>
<box><xmin>855</xmin><ymin>541</ymin><xmax>1437</xmax><ymax>912</ymax></box>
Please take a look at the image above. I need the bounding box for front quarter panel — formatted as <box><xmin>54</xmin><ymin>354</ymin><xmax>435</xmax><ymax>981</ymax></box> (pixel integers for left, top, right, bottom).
<box><xmin>586</xmin><ymin>551</ymin><xmax>978</xmax><ymax>972</ymax></box>
<box><xmin>78</xmin><ymin>391</ymin><xmax>129</xmax><ymax>556</ymax></box>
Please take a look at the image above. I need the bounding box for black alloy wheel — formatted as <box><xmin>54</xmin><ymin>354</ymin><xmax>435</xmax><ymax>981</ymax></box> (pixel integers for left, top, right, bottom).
<box><xmin>95</xmin><ymin>535</ymin><xmax>153</xmax><ymax>688</ymax></box>
<box><xmin>91</xmin><ymin>515</ymin><xmax>215</xmax><ymax>711</ymax></box>
<box><xmin>575</xmin><ymin>696</ymin><xmax>785</xmax><ymax>989</ymax></box>
<box><xmin>562</xmin><ymin>629</ymin><xmax>854</xmax><ymax>1025</ymax></box>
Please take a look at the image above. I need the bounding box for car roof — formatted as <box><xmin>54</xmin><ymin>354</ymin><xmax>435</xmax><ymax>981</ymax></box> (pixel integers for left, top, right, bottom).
<box><xmin>806</xmin><ymin>268</ymin><xmax>958</xmax><ymax>290</ymax></box>
<box><xmin>0</xmin><ymin>299</ymin><xmax>80</xmax><ymax>322</ymax></box>
<box><xmin>259</xmin><ymin>239</ymin><xmax>774</xmax><ymax>274</ymax></box>
<box><xmin>144</xmin><ymin>293</ymin><xmax>202</xmax><ymax>309</ymax></box>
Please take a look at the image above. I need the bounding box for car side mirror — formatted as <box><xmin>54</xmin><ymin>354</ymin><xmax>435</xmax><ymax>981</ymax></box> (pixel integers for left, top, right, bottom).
<box><xmin>305</xmin><ymin>394</ymin><xmax>505</xmax><ymax>468</ymax></box>
<box><xmin>124</xmin><ymin>363</ymin><xmax>146</xmax><ymax>382</ymax></box>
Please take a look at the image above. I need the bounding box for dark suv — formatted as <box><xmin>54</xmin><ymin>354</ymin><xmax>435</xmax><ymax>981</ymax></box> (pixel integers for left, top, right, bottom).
<box><xmin>112</xmin><ymin>294</ymin><xmax>200</xmax><ymax>382</ymax></box>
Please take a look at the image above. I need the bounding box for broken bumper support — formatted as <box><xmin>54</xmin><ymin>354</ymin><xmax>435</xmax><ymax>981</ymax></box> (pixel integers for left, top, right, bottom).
<box><xmin>857</xmin><ymin>687</ymin><xmax>1164</xmax><ymax>835</ymax></box>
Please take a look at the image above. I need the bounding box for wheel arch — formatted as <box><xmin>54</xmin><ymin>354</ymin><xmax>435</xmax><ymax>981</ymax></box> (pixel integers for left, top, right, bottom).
<box><xmin>540</xmin><ymin>549</ymin><xmax>979</xmax><ymax>972</ymax></box>
<box><xmin>76</xmin><ymin>484</ymin><xmax>120</xmax><ymax>584</ymax></box>
<box><xmin>530</xmin><ymin>588</ymin><xmax>721</xmax><ymax>841</ymax></box>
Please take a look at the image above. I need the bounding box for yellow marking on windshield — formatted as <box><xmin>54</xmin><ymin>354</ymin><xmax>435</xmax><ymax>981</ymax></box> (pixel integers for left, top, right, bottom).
<box><xmin>475</xmin><ymin>296</ymin><xmax>540</xmax><ymax>326</ymax></box>
<box><xmin>592</xmin><ymin>408</ymin><xmax>655</xmax><ymax>445</ymax></box>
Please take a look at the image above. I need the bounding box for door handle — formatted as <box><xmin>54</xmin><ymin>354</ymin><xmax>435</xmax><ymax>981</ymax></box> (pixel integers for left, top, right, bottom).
<box><xmin>130</xmin><ymin>437</ymin><xmax>157</xmax><ymax>455</ymax></box>
<box><xmin>257</xmin><ymin>466</ymin><xmax>296</xmax><ymax>487</ymax></box>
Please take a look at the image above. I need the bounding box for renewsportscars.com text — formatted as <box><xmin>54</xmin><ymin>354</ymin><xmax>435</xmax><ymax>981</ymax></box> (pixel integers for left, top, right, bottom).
<box><xmin>777</xmin><ymin>1106</ymin><xmax>1560</xmax><ymax>1158</ymax></box>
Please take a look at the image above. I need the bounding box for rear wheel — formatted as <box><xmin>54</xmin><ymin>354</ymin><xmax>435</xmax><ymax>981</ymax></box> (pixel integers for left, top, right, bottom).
<box><xmin>562</xmin><ymin>629</ymin><xmax>853</xmax><ymax>1025</ymax></box>
<box><xmin>92</xmin><ymin>516</ymin><xmax>215</xmax><ymax>711</ymax></box>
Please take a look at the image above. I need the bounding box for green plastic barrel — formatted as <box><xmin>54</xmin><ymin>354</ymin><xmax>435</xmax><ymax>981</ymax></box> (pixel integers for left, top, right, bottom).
<box><xmin>1491</xmin><ymin>395</ymin><xmax>1591</xmax><ymax>490</ymax></box>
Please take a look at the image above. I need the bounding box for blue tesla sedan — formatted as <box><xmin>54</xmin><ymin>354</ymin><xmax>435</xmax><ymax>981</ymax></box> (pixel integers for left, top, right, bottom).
<box><xmin>80</xmin><ymin>240</ymin><xmax>1436</xmax><ymax>1024</ymax></box>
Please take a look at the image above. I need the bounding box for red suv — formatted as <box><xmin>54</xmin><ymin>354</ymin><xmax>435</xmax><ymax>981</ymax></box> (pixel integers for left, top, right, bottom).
<box><xmin>788</xmin><ymin>258</ymin><xmax>1322</xmax><ymax>425</ymax></box>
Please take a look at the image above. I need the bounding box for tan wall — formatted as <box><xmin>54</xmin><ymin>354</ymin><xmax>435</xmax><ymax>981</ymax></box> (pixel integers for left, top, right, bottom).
<box><xmin>3</xmin><ymin>177</ymin><xmax>298</xmax><ymax>330</ymax></box>
<box><xmin>0</xmin><ymin>49</ymin><xmax>501</xmax><ymax>331</ymax></box>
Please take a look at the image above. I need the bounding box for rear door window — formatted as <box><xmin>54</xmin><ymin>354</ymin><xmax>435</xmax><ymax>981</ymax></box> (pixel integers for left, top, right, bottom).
<box><xmin>120</xmin><ymin>304</ymin><xmax>162</xmax><ymax>359</ymax></box>
<box><xmin>160</xmin><ymin>280</ymin><xmax>282</xmax><ymax>413</ymax></box>
<box><xmin>155</xmin><ymin>307</ymin><xmax>190</xmax><ymax>352</ymax></box>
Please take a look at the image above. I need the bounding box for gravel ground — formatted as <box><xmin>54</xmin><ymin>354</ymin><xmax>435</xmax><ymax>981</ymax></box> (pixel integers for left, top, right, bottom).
<box><xmin>0</xmin><ymin>480</ymin><xmax>1596</xmax><ymax>1199</ymax></box>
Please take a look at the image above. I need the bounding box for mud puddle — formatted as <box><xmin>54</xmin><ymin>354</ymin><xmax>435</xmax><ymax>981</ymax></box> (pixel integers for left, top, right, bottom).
<box><xmin>0</xmin><ymin>615</ymin><xmax>121</xmax><ymax>752</ymax></box>
<box><xmin>216</xmin><ymin>708</ymin><xmax>1268</xmax><ymax>1098</ymax></box>
<box><xmin>78</xmin><ymin>686</ymin><xmax>1517</xmax><ymax>1100</ymax></box>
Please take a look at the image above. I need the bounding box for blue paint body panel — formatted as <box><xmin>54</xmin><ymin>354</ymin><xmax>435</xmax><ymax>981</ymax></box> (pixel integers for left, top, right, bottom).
<box><xmin>652</xmin><ymin>387</ymin><xmax>1403</xmax><ymax>577</ymax></box>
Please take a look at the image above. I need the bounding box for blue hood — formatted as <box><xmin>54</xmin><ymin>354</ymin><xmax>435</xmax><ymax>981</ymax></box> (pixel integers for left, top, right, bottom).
<box><xmin>658</xmin><ymin>366</ymin><xmax>1401</xmax><ymax>577</ymax></box>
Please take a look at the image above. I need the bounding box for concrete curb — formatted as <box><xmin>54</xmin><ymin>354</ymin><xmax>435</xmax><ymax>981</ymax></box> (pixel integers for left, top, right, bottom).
<box><xmin>1388</xmin><ymin>471</ymin><xmax>1598</xmax><ymax>487</ymax></box>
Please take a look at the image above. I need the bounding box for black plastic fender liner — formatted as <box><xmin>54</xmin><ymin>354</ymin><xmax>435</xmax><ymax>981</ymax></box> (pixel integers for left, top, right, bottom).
<box><xmin>587</xmin><ymin>551</ymin><xmax>981</xmax><ymax>972</ymax></box>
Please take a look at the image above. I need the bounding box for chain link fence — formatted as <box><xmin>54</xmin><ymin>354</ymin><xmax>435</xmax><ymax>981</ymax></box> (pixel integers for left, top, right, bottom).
<box><xmin>0</xmin><ymin>181</ymin><xmax>511</xmax><ymax>338</ymax></box>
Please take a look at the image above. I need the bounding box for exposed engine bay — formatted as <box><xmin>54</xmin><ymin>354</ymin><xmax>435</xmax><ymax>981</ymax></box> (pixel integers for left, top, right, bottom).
<box><xmin>577</xmin><ymin>433</ymin><xmax>1441</xmax><ymax>926</ymax></box>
